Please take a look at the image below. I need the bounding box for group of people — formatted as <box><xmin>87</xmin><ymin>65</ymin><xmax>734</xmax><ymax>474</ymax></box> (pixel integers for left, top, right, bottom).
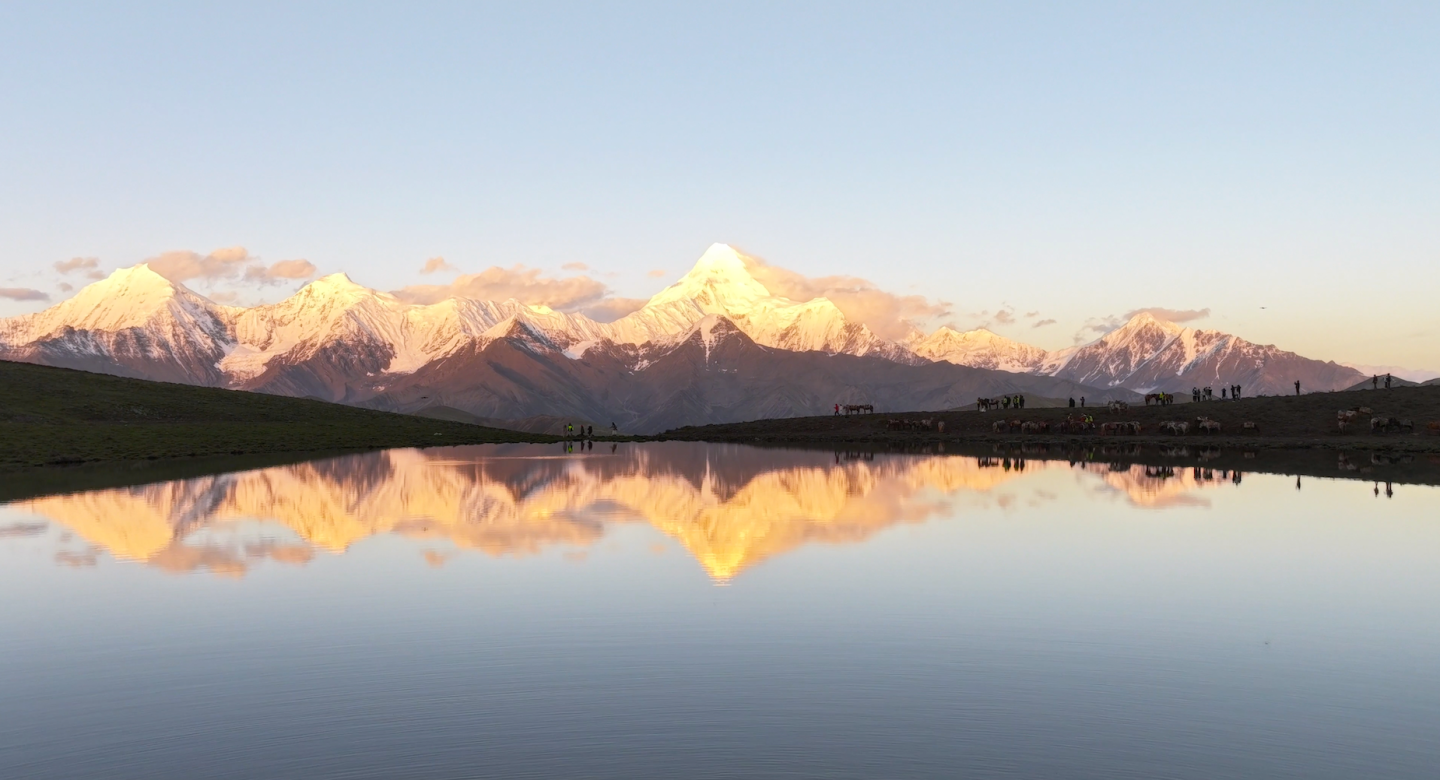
<box><xmin>1192</xmin><ymin>384</ymin><xmax>1242</xmax><ymax>402</ymax></box>
<box><xmin>977</xmin><ymin>395</ymin><xmax>1026</xmax><ymax>412</ymax></box>
<box><xmin>1068</xmin><ymin>397</ymin><xmax>1084</xmax><ymax>407</ymax></box>
<box><xmin>1372</xmin><ymin>374</ymin><xmax>1394</xmax><ymax>390</ymax></box>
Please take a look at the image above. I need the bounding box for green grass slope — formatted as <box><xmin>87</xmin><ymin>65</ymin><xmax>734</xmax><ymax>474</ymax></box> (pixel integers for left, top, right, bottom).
<box><xmin>0</xmin><ymin>359</ymin><xmax>551</xmax><ymax>470</ymax></box>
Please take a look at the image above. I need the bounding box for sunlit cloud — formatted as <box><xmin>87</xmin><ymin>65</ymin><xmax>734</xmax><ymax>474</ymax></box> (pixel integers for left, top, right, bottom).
<box><xmin>145</xmin><ymin>246</ymin><xmax>257</xmax><ymax>283</ymax></box>
<box><xmin>244</xmin><ymin>258</ymin><xmax>317</xmax><ymax>284</ymax></box>
<box><xmin>562</xmin><ymin>262</ymin><xmax>589</xmax><ymax>272</ymax></box>
<box><xmin>581</xmin><ymin>297</ymin><xmax>648</xmax><ymax>323</ymax></box>
<box><xmin>646</xmin><ymin>268</ymin><xmax>667</xmax><ymax>278</ymax></box>
<box><xmin>420</xmin><ymin>256</ymin><xmax>456</xmax><ymax>275</ymax></box>
<box><xmin>740</xmin><ymin>254</ymin><xmax>951</xmax><ymax>340</ymax></box>
<box><xmin>392</xmin><ymin>264</ymin><xmax>609</xmax><ymax>310</ymax></box>
<box><xmin>54</xmin><ymin>257</ymin><xmax>102</xmax><ymax>278</ymax></box>
<box><xmin>0</xmin><ymin>287</ymin><xmax>50</xmax><ymax>302</ymax></box>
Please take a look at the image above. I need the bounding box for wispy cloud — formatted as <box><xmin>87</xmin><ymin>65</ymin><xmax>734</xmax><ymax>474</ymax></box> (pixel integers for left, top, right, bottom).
<box><xmin>420</xmin><ymin>256</ymin><xmax>456</xmax><ymax>275</ymax></box>
<box><xmin>0</xmin><ymin>287</ymin><xmax>50</xmax><ymax>302</ymax></box>
<box><xmin>562</xmin><ymin>262</ymin><xmax>589</xmax><ymax>272</ymax></box>
<box><xmin>646</xmin><ymin>269</ymin><xmax>667</xmax><ymax>278</ymax></box>
<box><xmin>392</xmin><ymin>265</ymin><xmax>609</xmax><ymax>310</ymax></box>
<box><xmin>54</xmin><ymin>257</ymin><xmax>103</xmax><ymax>279</ymax></box>
<box><xmin>1032</xmin><ymin>318</ymin><xmax>1056</xmax><ymax>328</ymax></box>
<box><xmin>244</xmin><ymin>259</ymin><xmax>317</xmax><ymax>284</ymax></box>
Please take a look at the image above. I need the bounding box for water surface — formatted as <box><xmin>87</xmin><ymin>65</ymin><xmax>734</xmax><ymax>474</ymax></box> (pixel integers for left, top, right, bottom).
<box><xmin>2</xmin><ymin>443</ymin><xmax>1437</xmax><ymax>778</ymax></box>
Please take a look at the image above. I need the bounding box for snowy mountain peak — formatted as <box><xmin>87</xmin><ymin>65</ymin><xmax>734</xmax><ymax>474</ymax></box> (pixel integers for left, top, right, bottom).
<box><xmin>1112</xmin><ymin>311</ymin><xmax>1184</xmax><ymax>338</ymax></box>
<box><xmin>646</xmin><ymin>244</ymin><xmax>771</xmax><ymax>314</ymax></box>
<box><xmin>301</xmin><ymin>272</ymin><xmax>374</xmax><ymax>298</ymax></box>
<box><xmin>910</xmin><ymin>326</ymin><xmax>1051</xmax><ymax>372</ymax></box>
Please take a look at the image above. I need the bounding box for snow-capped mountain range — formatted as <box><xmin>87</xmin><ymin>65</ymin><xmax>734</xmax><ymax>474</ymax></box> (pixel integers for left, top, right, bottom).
<box><xmin>0</xmin><ymin>243</ymin><xmax>1362</xmax><ymax>429</ymax></box>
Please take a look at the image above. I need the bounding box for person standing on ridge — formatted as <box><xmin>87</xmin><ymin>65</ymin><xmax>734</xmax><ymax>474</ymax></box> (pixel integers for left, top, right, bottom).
<box><xmin>1295</xmin><ymin>380</ymin><xmax>1301</xmax><ymax>396</ymax></box>
<box><xmin>1373</xmin><ymin>375</ymin><xmax>1379</xmax><ymax>390</ymax></box>
<box><xmin>1385</xmin><ymin>374</ymin><xmax>1392</xmax><ymax>390</ymax></box>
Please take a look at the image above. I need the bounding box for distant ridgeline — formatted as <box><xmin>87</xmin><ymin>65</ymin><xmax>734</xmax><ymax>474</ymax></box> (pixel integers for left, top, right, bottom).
<box><xmin>0</xmin><ymin>244</ymin><xmax>1364</xmax><ymax>433</ymax></box>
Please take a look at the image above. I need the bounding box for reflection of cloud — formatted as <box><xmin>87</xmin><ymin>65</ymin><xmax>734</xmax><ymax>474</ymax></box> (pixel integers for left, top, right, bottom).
<box><xmin>15</xmin><ymin>446</ymin><xmax>1041</xmax><ymax>582</ymax></box>
<box><xmin>13</xmin><ymin>446</ymin><xmax>1225</xmax><ymax>581</ymax></box>
<box><xmin>56</xmin><ymin>548</ymin><xmax>99</xmax><ymax>567</ymax></box>
<box><xmin>1080</xmin><ymin>463</ymin><xmax>1220</xmax><ymax>508</ymax></box>
<box><xmin>0</xmin><ymin>522</ymin><xmax>47</xmax><ymax>537</ymax></box>
<box><xmin>391</xmin><ymin>265</ymin><xmax>608</xmax><ymax>310</ymax></box>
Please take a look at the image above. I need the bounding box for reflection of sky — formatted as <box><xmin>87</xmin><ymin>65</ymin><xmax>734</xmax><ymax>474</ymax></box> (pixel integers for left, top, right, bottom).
<box><xmin>2</xmin><ymin>445</ymin><xmax>1439</xmax><ymax>779</ymax></box>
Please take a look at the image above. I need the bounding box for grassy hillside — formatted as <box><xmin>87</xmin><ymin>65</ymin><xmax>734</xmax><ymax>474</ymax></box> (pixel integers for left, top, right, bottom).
<box><xmin>667</xmin><ymin>385</ymin><xmax>1440</xmax><ymax>451</ymax></box>
<box><xmin>0</xmin><ymin>359</ymin><xmax>552</xmax><ymax>470</ymax></box>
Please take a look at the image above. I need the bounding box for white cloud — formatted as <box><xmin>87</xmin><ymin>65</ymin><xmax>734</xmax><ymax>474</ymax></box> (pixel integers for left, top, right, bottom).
<box><xmin>392</xmin><ymin>264</ymin><xmax>609</xmax><ymax>310</ymax></box>
<box><xmin>741</xmin><ymin>255</ymin><xmax>951</xmax><ymax>340</ymax></box>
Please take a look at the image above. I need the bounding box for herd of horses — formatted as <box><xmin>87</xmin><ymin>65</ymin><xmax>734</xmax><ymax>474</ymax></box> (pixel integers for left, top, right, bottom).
<box><xmin>1336</xmin><ymin>407</ymin><xmax>1416</xmax><ymax>434</ymax></box>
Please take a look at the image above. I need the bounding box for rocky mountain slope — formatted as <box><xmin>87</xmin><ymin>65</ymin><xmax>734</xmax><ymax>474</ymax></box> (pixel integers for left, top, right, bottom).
<box><xmin>920</xmin><ymin>311</ymin><xmax>1363</xmax><ymax>395</ymax></box>
<box><xmin>1</xmin><ymin>242</ymin><xmax>1360</xmax><ymax>428</ymax></box>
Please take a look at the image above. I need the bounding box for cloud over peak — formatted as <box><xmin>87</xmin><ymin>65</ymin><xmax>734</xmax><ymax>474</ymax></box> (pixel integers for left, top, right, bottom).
<box><xmin>740</xmin><ymin>255</ymin><xmax>950</xmax><ymax>340</ymax></box>
<box><xmin>392</xmin><ymin>264</ymin><xmax>608</xmax><ymax>310</ymax></box>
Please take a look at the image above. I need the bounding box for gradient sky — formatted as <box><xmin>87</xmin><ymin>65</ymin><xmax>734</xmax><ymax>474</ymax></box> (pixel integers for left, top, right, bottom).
<box><xmin>1</xmin><ymin>2</ymin><xmax>1436</xmax><ymax>370</ymax></box>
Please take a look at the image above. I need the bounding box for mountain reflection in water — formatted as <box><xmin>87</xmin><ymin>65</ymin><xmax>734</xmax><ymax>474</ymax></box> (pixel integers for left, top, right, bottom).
<box><xmin>13</xmin><ymin>443</ymin><xmax>1238</xmax><ymax>581</ymax></box>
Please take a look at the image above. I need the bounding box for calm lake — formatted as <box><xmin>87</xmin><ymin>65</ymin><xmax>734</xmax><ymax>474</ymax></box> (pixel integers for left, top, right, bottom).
<box><xmin>2</xmin><ymin>442</ymin><xmax>1438</xmax><ymax>779</ymax></box>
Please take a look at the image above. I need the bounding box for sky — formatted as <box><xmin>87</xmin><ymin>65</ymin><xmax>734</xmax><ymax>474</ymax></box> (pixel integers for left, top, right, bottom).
<box><xmin>1</xmin><ymin>2</ymin><xmax>1436</xmax><ymax>370</ymax></box>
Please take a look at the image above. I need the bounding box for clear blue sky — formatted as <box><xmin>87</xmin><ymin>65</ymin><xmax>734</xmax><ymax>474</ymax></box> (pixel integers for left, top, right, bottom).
<box><xmin>1</xmin><ymin>2</ymin><xmax>1436</xmax><ymax>368</ymax></box>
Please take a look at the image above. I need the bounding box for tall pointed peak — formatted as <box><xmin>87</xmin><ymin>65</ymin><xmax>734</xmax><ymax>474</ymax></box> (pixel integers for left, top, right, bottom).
<box><xmin>646</xmin><ymin>243</ymin><xmax>772</xmax><ymax>313</ymax></box>
<box><xmin>1116</xmin><ymin>310</ymin><xmax>1184</xmax><ymax>335</ymax></box>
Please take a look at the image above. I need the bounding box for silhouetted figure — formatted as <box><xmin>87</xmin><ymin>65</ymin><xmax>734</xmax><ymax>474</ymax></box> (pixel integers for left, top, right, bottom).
<box><xmin>1373</xmin><ymin>375</ymin><xmax>1379</xmax><ymax>390</ymax></box>
<box><xmin>835</xmin><ymin>403</ymin><xmax>840</xmax><ymax>416</ymax></box>
<box><xmin>611</xmin><ymin>422</ymin><xmax>617</xmax><ymax>431</ymax></box>
<box><xmin>1069</xmin><ymin>397</ymin><xmax>1076</xmax><ymax>408</ymax></box>
<box><xmin>1080</xmin><ymin>396</ymin><xmax>1085</xmax><ymax>407</ymax></box>
<box><xmin>1386</xmin><ymin>482</ymin><xmax>1393</xmax><ymax>498</ymax></box>
<box><xmin>1222</xmin><ymin>387</ymin><xmax>1227</xmax><ymax>399</ymax></box>
<box><xmin>611</xmin><ymin>443</ymin><xmax>617</xmax><ymax>453</ymax></box>
<box><xmin>1295</xmin><ymin>380</ymin><xmax>1301</xmax><ymax>396</ymax></box>
<box><xmin>1385</xmin><ymin>374</ymin><xmax>1392</xmax><ymax>390</ymax></box>
<box><xmin>1296</xmin><ymin>475</ymin><xmax>1301</xmax><ymax>490</ymax></box>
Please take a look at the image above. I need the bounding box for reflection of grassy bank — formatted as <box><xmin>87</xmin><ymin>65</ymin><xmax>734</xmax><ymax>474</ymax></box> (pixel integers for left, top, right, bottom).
<box><xmin>0</xmin><ymin>360</ymin><xmax>551</xmax><ymax>472</ymax></box>
<box><xmin>666</xmin><ymin>386</ymin><xmax>1440</xmax><ymax>454</ymax></box>
<box><xmin>766</xmin><ymin>441</ymin><xmax>1440</xmax><ymax>487</ymax></box>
